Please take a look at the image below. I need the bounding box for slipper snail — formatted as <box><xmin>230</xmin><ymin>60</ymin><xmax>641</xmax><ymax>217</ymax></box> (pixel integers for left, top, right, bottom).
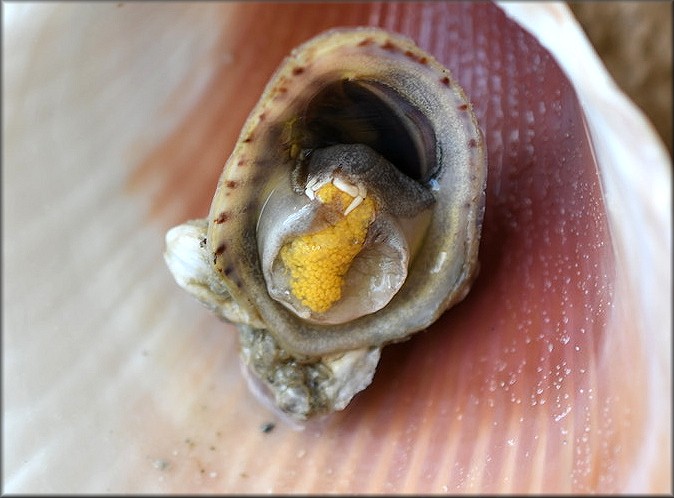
<box><xmin>164</xmin><ymin>27</ymin><xmax>487</xmax><ymax>420</ymax></box>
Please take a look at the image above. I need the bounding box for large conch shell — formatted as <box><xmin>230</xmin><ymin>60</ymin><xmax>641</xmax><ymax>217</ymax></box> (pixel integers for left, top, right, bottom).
<box><xmin>3</xmin><ymin>1</ymin><xmax>670</xmax><ymax>494</ymax></box>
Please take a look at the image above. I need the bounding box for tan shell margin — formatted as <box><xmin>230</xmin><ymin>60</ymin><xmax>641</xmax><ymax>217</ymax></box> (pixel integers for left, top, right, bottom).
<box><xmin>207</xmin><ymin>27</ymin><xmax>487</xmax><ymax>357</ymax></box>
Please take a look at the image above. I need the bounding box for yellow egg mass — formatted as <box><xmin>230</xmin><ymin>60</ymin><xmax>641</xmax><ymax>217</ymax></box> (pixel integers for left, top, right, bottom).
<box><xmin>280</xmin><ymin>182</ymin><xmax>375</xmax><ymax>313</ymax></box>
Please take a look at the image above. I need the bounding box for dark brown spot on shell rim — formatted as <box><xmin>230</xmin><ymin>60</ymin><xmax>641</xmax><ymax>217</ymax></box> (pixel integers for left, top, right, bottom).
<box><xmin>440</xmin><ymin>76</ymin><xmax>451</xmax><ymax>86</ymax></box>
<box><xmin>381</xmin><ymin>40</ymin><xmax>397</xmax><ymax>51</ymax></box>
<box><xmin>292</xmin><ymin>67</ymin><xmax>305</xmax><ymax>75</ymax></box>
<box><xmin>215</xmin><ymin>244</ymin><xmax>227</xmax><ymax>256</ymax></box>
<box><xmin>225</xmin><ymin>180</ymin><xmax>240</xmax><ymax>189</ymax></box>
<box><xmin>458</xmin><ymin>103</ymin><xmax>469</xmax><ymax>111</ymax></box>
<box><xmin>468</xmin><ymin>138</ymin><xmax>477</xmax><ymax>148</ymax></box>
<box><xmin>404</xmin><ymin>50</ymin><xmax>428</xmax><ymax>65</ymax></box>
<box><xmin>357</xmin><ymin>37</ymin><xmax>373</xmax><ymax>47</ymax></box>
<box><xmin>214</xmin><ymin>211</ymin><xmax>231</xmax><ymax>224</ymax></box>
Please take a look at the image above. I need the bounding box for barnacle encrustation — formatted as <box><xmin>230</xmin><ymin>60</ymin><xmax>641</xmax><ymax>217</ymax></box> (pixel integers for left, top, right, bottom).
<box><xmin>164</xmin><ymin>27</ymin><xmax>487</xmax><ymax>420</ymax></box>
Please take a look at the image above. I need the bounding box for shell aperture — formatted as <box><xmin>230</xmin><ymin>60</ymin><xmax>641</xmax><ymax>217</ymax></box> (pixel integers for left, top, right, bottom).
<box><xmin>164</xmin><ymin>27</ymin><xmax>487</xmax><ymax>419</ymax></box>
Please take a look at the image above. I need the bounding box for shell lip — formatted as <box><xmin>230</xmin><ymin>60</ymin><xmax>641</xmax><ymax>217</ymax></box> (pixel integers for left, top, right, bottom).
<box><xmin>207</xmin><ymin>27</ymin><xmax>488</xmax><ymax>358</ymax></box>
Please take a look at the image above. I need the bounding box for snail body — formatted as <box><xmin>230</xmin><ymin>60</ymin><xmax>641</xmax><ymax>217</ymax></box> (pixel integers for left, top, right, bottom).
<box><xmin>165</xmin><ymin>27</ymin><xmax>487</xmax><ymax>419</ymax></box>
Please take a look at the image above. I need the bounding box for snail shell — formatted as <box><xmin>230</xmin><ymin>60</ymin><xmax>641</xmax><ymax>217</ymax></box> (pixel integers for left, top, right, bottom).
<box><xmin>165</xmin><ymin>27</ymin><xmax>487</xmax><ymax>419</ymax></box>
